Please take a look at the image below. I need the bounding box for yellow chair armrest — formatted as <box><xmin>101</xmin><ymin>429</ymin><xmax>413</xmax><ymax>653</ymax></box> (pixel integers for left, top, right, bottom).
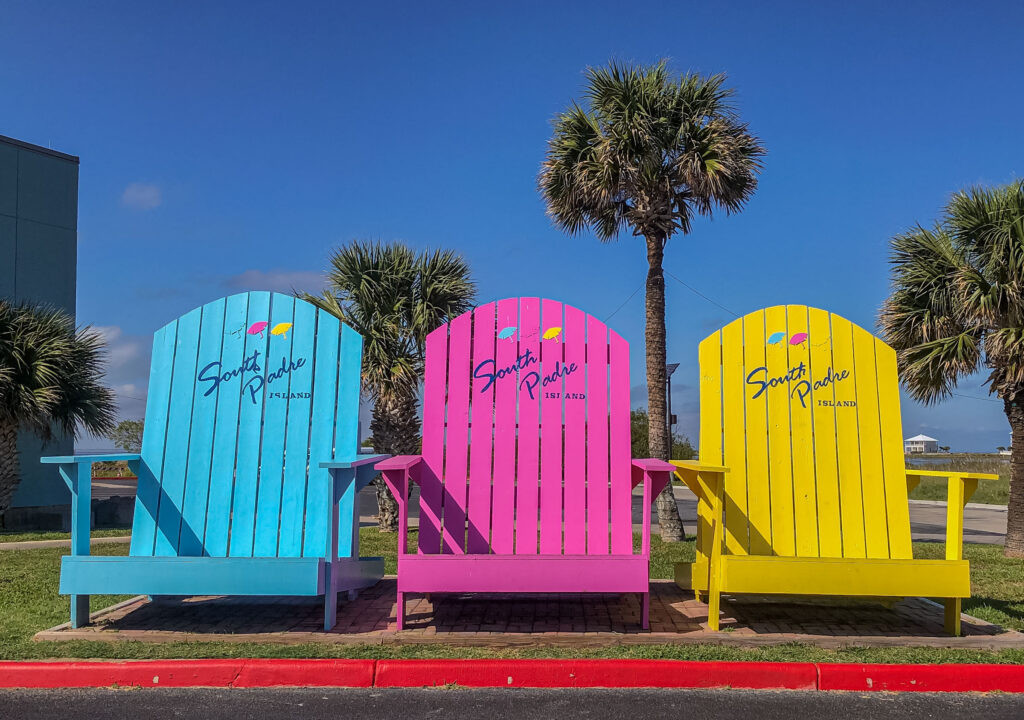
<box><xmin>670</xmin><ymin>460</ymin><xmax>726</xmax><ymax>507</ymax></box>
<box><xmin>906</xmin><ymin>469</ymin><xmax>999</xmax><ymax>481</ymax></box>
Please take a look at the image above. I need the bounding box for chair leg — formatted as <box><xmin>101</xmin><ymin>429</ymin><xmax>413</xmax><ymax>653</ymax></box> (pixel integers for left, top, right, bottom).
<box><xmin>395</xmin><ymin>590</ymin><xmax>404</xmax><ymax>631</ymax></box>
<box><xmin>944</xmin><ymin>598</ymin><xmax>962</xmax><ymax>636</ymax></box>
<box><xmin>70</xmin><ymin>594</ymin><xmax>90</xmax><ymax>628</ymax></box>
<box><xmin>324</xmin><ymin>587</ymin><xmax>338</xmax><ymax>631</ymax></box>
<box><xmin>708</xmin><ymin>588</ymin><xmax>721</xmax><ymax>631</ymax></box>
<box><xmin>347</xmin><ymin>589</ymin><xmax>359</xmax><ymax>602</ymax></box>
<box><xmin>641</xmin><ymin>592</ymin><xmax>650</xmax><ymax>630</ymax></box>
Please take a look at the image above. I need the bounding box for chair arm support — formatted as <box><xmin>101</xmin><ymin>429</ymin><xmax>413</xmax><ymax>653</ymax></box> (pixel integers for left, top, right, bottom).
<box><xmin>376</xmin><ymin>456</ymin><xmax>423</xmax><ymax>556</ymax></box>
<box><xmin>630</xmin><ymin>459</ymin><xmax>675</xmax><ymax>555</ymax></box>
<box><xmin>671</xmin><ymin>460</ymin><xmax>728</xmax><ymax>508</ymax></box>
<box><xmin>905</xmin><ymin>469</ymin><xmax>993</xmax><ymax>561</ymax></box>
<box><xmin>40</xmin><ymin>454</ymin><xmax>142</xmax><ymax>556</ymax></box>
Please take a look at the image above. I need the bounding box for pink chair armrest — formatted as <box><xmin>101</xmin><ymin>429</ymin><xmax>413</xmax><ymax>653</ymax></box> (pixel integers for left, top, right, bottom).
<box><xmin>631</xmin><ymin>458</ymin><xmax>677</xmax><ymax>475</ymax></box>
<box><xmin>375</xmin><ymin>455</ymin><xmax>423</xmax><ymax>473</ymax></box>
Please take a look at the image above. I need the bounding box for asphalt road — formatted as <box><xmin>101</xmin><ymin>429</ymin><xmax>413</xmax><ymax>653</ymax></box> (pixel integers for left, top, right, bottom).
<box><xmin>3</xmin><ymin>688</ymin><xmax>1023</xmax><ymax>719</ymax></box>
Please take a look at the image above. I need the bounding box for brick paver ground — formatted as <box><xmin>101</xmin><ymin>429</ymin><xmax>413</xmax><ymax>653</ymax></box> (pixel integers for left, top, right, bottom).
<box><xmin>35</xmin><ymin>578</ymin><xmax>1024</xmax><ymax>650</ymax></box>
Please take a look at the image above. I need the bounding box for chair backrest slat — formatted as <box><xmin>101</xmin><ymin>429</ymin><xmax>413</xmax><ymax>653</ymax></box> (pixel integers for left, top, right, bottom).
<box><xmin>698</xmin><ymin>305</ymin><xmax>913</xmax><ymax>561</ymax></box>
<box><xmin>129</xmin><ymin>291</ymin><xmax>362</xmax><ymax>559</ymax></box>
<box><xmin>201</xmin><ymin>293</ymin><xmax>249</xmax><ymax>556</ymax></box>
<box><xmin>417</xmin><ymin>297</ymin><xmax>635</xmax><ymax>557</ymax></box>
<box><xmin>490</xmin><ymin>298</ymin><xmax>520</xmax><ymax>554</ymax></box>
<box><xmin>539</xmin><ymin>298</ymin><xmax>564</xmax><ymax>555</ymax></box>
<box><xmin>562</xmin><ymin>304</ymin><xmax>588</xmax><ymax>554</ymax></box>
<box><xmin>514</xmin><ymin>298</ymin><xmax>541</xmax><ymax>555</ymax></box>
<box><xmin>441</xmin><ymin>311</ymin><xmax>472</xmax><ymax>554</ymax></box>
<box><xmin>467</xmin><ymin>301</ymin><xmax>497</xmax><ymax>553</ymax></box>
<box><xmin>609</xmin><ymin>330</ymin><xmax>633</xmax><ymax>554</ymax></box>
<box><xmin>178</xmin><ymin>298</ymin><xmax>227</xmax><ymax>557</ymax></box>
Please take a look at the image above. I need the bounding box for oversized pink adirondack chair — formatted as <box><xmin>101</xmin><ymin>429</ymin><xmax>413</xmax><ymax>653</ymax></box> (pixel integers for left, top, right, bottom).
<box><xmin>376</xmin><ymin>297</ymin><xmax>675</xmax><ymax>629</ymax></box>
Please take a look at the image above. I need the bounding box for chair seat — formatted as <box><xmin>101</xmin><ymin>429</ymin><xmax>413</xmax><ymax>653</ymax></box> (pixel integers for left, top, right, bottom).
<box><xmin>60</xmin><ymin>555</ymin><xmax>384</xmax><ymax>597</ymax></box>
<box><xmin>677</xmin><ymin>555</ymin><xmax>970</xmax><ymax>599</ymax></box>
<box><xmin>397</xmin><ymin>554</ymin><xmax>649</xmax><ymax>593</ymax></box>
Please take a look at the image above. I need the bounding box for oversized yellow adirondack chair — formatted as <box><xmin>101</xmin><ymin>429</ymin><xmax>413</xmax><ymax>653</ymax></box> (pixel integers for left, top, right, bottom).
<box><xmin>673</xmin><ymin>305</ymin><xmax>998</xmax><ymax>635</ymax></box>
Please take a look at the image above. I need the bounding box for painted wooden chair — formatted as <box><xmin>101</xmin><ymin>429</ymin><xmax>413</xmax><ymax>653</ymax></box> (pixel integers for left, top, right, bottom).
<box><xmin>42</xmin><ymin>291</ymin><xmax>387</xmax><ymax>631</ymax></box>
<box><xmin>673</xmin><ymin>305</ymin><xmax>997</xmax><ymax>634</ymax></box>
<box><xmin>376</xmin><ymin>298</ymin><xmax>675</xmax><ymax>630</ymax></box>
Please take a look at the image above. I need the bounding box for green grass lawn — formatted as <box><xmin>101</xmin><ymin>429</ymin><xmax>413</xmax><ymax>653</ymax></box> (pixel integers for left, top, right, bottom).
<box><xmin>0</xmin><ymin>528</ymin><xmax>132</xmax><ymax>544</ymax></box>
<box><xmin>2</xmin><ymin>529</ymin><xmax>1024</xmax><ymax>663</ymax></box>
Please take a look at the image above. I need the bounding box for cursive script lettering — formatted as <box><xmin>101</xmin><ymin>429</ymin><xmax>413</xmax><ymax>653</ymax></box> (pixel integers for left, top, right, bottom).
<box><xmin>519</xmin><ymin>360</ymin><xmax>579</xmax><ymax>400</ymax></box>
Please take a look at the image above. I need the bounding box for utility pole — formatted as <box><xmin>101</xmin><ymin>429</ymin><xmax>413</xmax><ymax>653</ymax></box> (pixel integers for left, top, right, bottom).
<box><xmin>666</xmin><ymin>363</ymin><xmax>679</xmax><ymax>456</ymax></box>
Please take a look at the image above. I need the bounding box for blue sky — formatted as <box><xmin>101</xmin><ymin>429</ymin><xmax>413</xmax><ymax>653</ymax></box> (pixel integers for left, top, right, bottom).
<box><xmin>2</xmin><ymin>1</ymin><xmax>1021</xmax><ymax>450</ymax></box>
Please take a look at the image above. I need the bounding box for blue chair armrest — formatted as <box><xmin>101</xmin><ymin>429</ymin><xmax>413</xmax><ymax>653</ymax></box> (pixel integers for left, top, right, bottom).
<box><xmin>41</xmin><ymin>453</ymin><xmax>141</xmax><ymax>464</ymax></box>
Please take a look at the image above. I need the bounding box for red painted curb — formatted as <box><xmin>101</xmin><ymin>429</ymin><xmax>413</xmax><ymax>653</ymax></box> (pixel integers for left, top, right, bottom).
<box><xmin>3</xmin><ymin>659</ymin><xmax>1024</xmax><ymax>692</ymax></box>
<box><xmin>373</xmin><ymin>659</ymin><xmax>818</xmax><ymax>689</ymax></box>
<box><xmin>233</xmin><ymin>659</ymin><xmax>375</xmax><ymax>687</ymax></box>
<box><xmin>0</xmin><ymin>660</ymin><xmax>240</xmax><ymax>688</ymax></box>
<box><xmin>818</xmin><ymin>663</ymin><xmax>1024</xmax><ymax>693</ymax></box>
<box><xmin>0</xmin><ymin>659</ymin><xmax>375</xmax><ymax>689</ymax></box>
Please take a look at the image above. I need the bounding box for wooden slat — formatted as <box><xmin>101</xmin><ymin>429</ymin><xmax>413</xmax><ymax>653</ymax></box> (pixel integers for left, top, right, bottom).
<box><xmin>418</xmin><ymin>325</ymin><xmax>448</xmax><ymax>554</ymax></box>
<box><xmin>334</xmin><ymin>323</ymin><xmax>363</xmax><ymax>557</ymax></box>
<box><xmin>719</xmin><ymin>319</ymin><xmax>748</xmax><ymax>555</ymax></box>
<box><xmin>831</xmin><ymin>314</ymin><xmax>866</xmax><ymax>558</ymax></box>
<box><xmin>852</xmin><ymin>324</ymin><xmax>890</xmax><ymax>559</ymax></box>
<box><xmin>764</xmin><ymin>305</ymin><xmax>795</xmax><ymax>557</ymax></box>
<box><xmin>441</xmin><ymin>310</ymin><xmax>472</xmax><ymax>553</ymax></box>
<box><xmin>489</xmin><ymin>298</ymin><xmax>519</xmax><ymax>554</ymax></box>
<box><xmin>741</xmin><ymin>310</ymin><xmax>772</xmax><ymax>556</ymax></box>
<box><xmin>698</xmin><ymin>332</ymin><xmax>723</xmax><ymax>563</ymax></box>
<box><xmin>252</xmin><ymin>295</ymin><xmax>295</xmax><ymax>557</ymax></box>
<box><xmin>202</xmin><ymin>293</ymin><xmax>249</xmax><ymax>557</ymax></box>
<box><xmin>585</xmin><ymin>314</ymin><xmax>609</xmax><ymax>555</ymax></box>
<box><xmin>562</xmin><ymin>304</ymin><xmax>587</xmax><ymax>555</ymax></box>
<box><xmin>467</xmin><ymin>302</ymin><xmax>497</xmax><ymax>554</ymax></box>
<box><xmin>130</xmin><ymin>323</ymin><xmax>178</xmax><ymax>557</ymax></box>
<box><xmin>153</xmin><ymin>307</ymin><xmax>203</xmax><ymax>556</ymax></box>
<box><xmin>278</xmin><ymin>299</ymin><xmax>317</xmax><ymax>557</ymax></box>
<box><xmin>808</xmin><ymin>307</ymin><xmax>843</xmax><ymax>558</ymax></box>
<box><xmin>608</xmin><ymin>329</ymin><xmax>632</xmax><ymax>555</ymax></box>
<box><xmin>539</xmin><ymin>299</ymin><xmax>565</xmax><ymax>555</ymax></box>
<box><xmin>786</xmin><ymin>305</ymin><xmax>819</xmax><ymax>557</ymax></box>
<box><xmin>515</xmin><ymin>298</ymin><xmax>541</xmax><ymax>554</ymax></box>
<box><xmin>875</xmin><ymin>338</ymin><xmax>913</xmax><ymax>559</ymax></box>
<box><xmin>302</xmin><ymin>311</ymin><xmax>341</xmax><ymax>557</ymax></box>
<box><xmin>177</xmin><ymin>298</ymin><xmax>226</xmax><ymax>556</ymax></box>
<box><xmin>229</xmin><ymin>291</ymin><xmax>272</xmax><ymax>557</ymax></box>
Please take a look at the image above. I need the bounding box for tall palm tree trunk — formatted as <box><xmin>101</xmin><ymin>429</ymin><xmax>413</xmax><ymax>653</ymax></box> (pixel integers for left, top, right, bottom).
<box><xmin>0</xmin><ymin>420</ymin><xmax>20</xmax><ymax>516</ymax></box>
<box><xmin>645</xmin><ymin>236</ymin><xmax>685</xmax><ymax>542</ymax></box>
<box><xmin>1005</xmin><ymin>397</ymin><xmax>1024</xmax><ymax>556</ymax></box>
<box><xmin>370</xmin><ymin>393</ymin><xmax>420</xmax><ymax>532</ymax></box>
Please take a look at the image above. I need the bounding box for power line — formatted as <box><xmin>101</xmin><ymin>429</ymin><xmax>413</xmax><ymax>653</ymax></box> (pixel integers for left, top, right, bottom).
<box><xmin>952</xmin><ymin>392</ymin><xmax>1002</xmax><ymax>404</ymax></box>
<box><xmin>604</xmin><ymin>283</ymin><xmax>644</xmax><ymax>322</ymax></box>
<box><xmin>664</xmin><ymin>269</ymin><xmax>739</xmax><ymax>317</ymax></box>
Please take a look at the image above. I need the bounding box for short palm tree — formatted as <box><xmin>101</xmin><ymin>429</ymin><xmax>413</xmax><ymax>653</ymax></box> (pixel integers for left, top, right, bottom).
<box><xmin>0</xmin><ymin>300</ymin><xmax>116</xmax><ymax>514</ymax></box>
<box><xmin>539</xmin><ymin>60</ymin><xmax>765</xmax><ymax>541</ymax></box>
<box><xmin>880</xmin><ymin>180</ymin><xmax>1024</xmax><ymax>557</ymax></box>
<box><xmin>302</xmin><ymin>241</ymin><xmax>475</xmax><ymax>531</ymax></box>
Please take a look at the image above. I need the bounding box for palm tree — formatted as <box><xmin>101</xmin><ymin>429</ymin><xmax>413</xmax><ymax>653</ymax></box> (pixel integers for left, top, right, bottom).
<box><xmin>0</xmin><ymin>300</ymin><xmax>116</xmax><ymax>514</ymax></box>
<box><xmin>539</xmin><ymin>60</ymin><xmax>765</xmax><ymax>541</ymax></box>
<box><xmin>302</xmin><ymin>241</ymin><xmax>475</xmax><ymax>531</ymax></box>
<box><xmin>880</xmin><ymin>180</ymin><xmax>1024</xmax><ymax>557</ymax></box>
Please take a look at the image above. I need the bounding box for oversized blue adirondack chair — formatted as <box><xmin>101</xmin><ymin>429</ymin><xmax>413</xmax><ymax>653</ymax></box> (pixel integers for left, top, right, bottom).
<box><xmin>42</xmin><ymin>291</ymin><xmax>386</xmax><ymax>630</ymax></box>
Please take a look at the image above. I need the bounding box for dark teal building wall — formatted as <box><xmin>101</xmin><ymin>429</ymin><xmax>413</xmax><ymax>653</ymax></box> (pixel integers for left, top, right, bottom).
<box><xmin>0</xmin><ymin>134</ymin><xmax>78</xmax><ymax>508</ymax></box>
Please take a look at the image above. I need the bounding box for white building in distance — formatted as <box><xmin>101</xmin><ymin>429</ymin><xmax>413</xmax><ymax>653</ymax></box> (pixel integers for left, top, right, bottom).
<box><xmin>905</xmin><ymin>434</ymin><xmax>939</xmax><ymax>454</ymax></box>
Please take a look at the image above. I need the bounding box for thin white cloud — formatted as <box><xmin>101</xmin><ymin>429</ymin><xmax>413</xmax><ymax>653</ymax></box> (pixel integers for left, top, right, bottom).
<box><xmin>121</xmin><ymin>182</ymin><xmax>162</xmax><ymax>210</ymax></box>
<box><xmin>224</xmin><ymin>269</ymin><xmax>326</xmax><ymax>295</ymax></box>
